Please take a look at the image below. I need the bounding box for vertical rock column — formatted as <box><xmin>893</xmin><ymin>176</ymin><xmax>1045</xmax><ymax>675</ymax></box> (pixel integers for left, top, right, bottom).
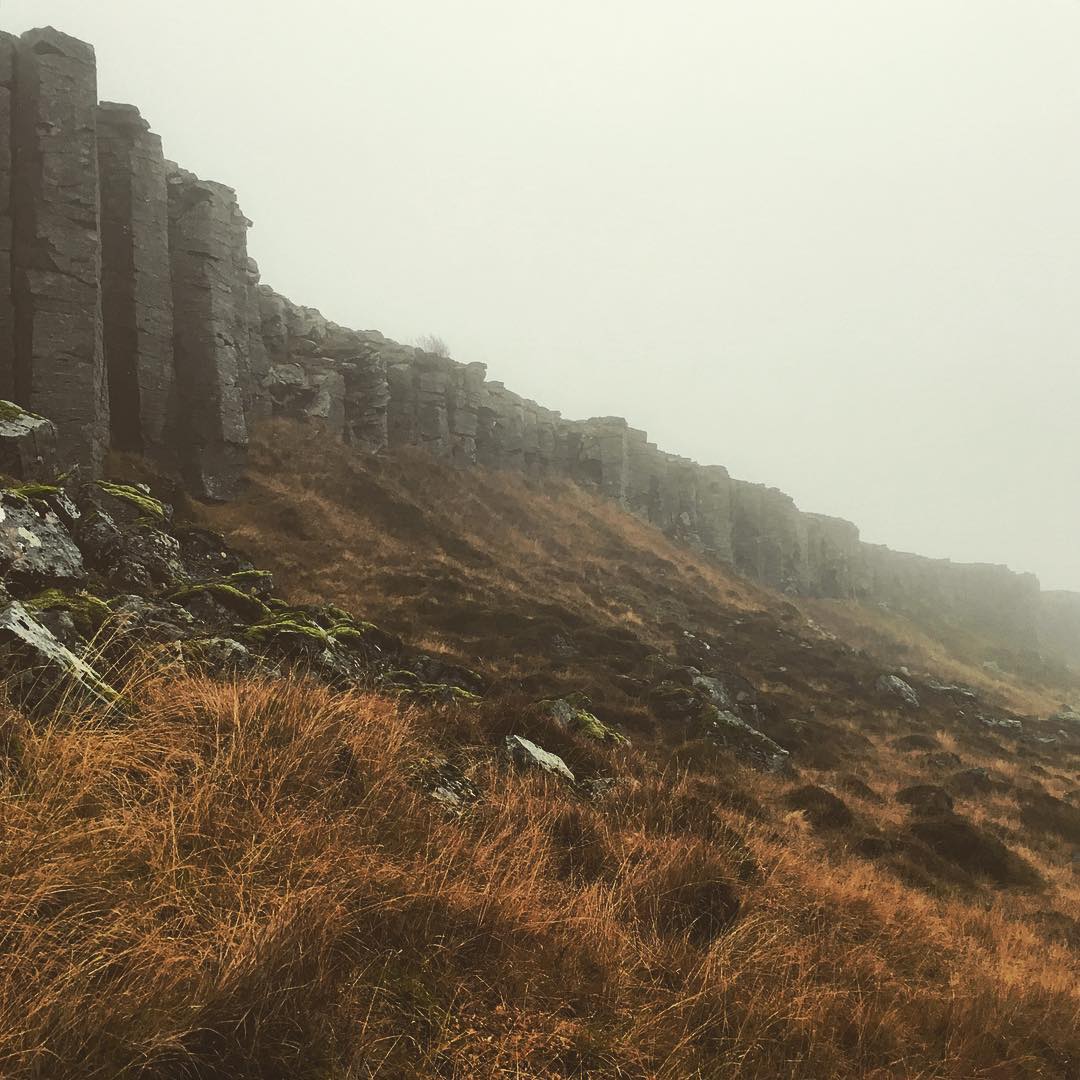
<box><xmin>96</xmin><ymin>102</ymin><xmax>173</xmax><ymax>457</ymax></box>
<box><xmin>12</xmin><ymin>28</ymin><xmax>108</xmax><ymax>472</ymax></box>
<box><xmin>166</xmin><ymin>165</ymin><xmax>248</xmax><ymax>499</ymax></box>
<box><xmin>0</xmin><ymin>33</ymin><xmax>16</xmax><ymax>399</ymax></box>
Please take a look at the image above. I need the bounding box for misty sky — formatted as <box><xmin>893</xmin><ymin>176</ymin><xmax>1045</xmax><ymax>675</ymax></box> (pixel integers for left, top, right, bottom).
<box><xmin>8</xmin><ymin>1</ymin><xmax>1079</xmax><ymax>590</ymax></box>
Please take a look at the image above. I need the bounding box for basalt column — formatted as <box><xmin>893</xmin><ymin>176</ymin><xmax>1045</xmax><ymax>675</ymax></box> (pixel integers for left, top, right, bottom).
<box><xmin>96</xmin><ymin>103</ymin><xmax>173</xmax><ymax>457</ymax></box>
<box><xmin>166</xmin><ymin>166</ymin><xmax>248</xmax><ymax>499</ymax></box>
<box><xmin>12</xmin><ymin>28</ymin><xmax>108</xmax><ymax>471</ymax></box>
<box><xmin>0</xmin><ymin>34</ymin><xmax>16</xmax><ymax>397</ymax></box>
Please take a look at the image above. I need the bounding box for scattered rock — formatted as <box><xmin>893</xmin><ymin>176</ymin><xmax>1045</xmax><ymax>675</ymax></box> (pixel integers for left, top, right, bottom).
<box><xmin>504</xmin><ymin>735</ymin><xmax>575</xmax><ymax>782</ymax></box>
<box><xmin>0</xmin><ymin>492</ymin><xmax>85</xmax><ymax>592</ymax></box>
<box><xmin>0</xmin><ymin>402</ymin><xmax>59</xmax><ymax>480</ymax></box>
<box><xmin>706</xmin><ymin>707</ymin><xmax>790</xmax><ymax>772</ymax></box>
<box><xmin>877</xmin><ymin>674</ymin><xmax>919</xmax><ymax>709</ymax></box>
<box><xmin>540</xmin><ymin>693</ymin><xmax>629</xmax><ymax>745</ymax></box>
<box><xmin>0</xmin><ymin>600</ymin><xmax>116</xmax><ymax>709</ymax></box>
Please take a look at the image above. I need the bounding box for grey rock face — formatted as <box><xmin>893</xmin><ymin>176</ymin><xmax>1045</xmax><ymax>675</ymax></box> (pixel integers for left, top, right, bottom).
<box><xmin>96</xmin><ymin>102</ymin><xmax>173</xmax><ymax>458</ymax></box>
<box><xmin>12</xmin><ymin>28</ymin><xmax>108</xmax><ymax>473</ymax></box>
<box><xmin>267</xmin><ymin>360</ymin><xmax>345</xmax><ymax>430</ymax></box>
<box><xmin>504</xmin><ymin>734</ymin><xmax>575</xmax><ymax>782</ymax></box>
<box><xmin>0</xmin><ymin>490</ymin><xmax>84</xmax><ymax>591</ymax></box>
<box><xmin>166</xmin><ymin>165</ymin><xmax>248</xmax><ymax>500</ymax></box>
<box><xmin>0</xmin><ymin>401</ymin><xmax>58</xmax><ymax>480</ymax></box>
<box><xmin>706</xmin><ymin>707</ymin><xmax>791</xmax><ymax>773</ymax></box>
<box><xmin>876</xmin><ymin>673</ymin><xmax>920</xmax><ymax>709</ymax></box>
<box><xmin>0</xmin><ymin>34</ymin><xmax>17</xmax><ymax>399</ymax></box>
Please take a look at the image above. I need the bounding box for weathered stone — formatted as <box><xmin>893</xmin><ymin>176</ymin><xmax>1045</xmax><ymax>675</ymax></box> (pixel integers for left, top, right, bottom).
<box><xmin>705</xmin><ymin>707</ymin><xmax>791</xmax><ymax>772</ymax></box>
<box><xmin>0</xmin><ymin>34</ymin><xmax>17</xmax><ymax>399</ymax></box>
<box><xmin>12</xmin><ymin>28</ymin><xmax>108</xmax><ymax>472</ymax></box>
<box><xmin>504</xmin><ymin>734</ymin><xmax>575</xmax><ymax>782</ymax></box>
<box><xmin>0</xmin><ymin>490</ymin><xmax>84</xmax><ymax>592</ymax></box>
<box><xmin>0</xmin><ymin>401</ymin><xmax>58</xmax><ymax>480</ymax></box>
<box><xmin>877</xmin><ymin>673</ymin><xmax>920</xmax><ymax>709</ymax></box>
<box><xmin>266</xmin><ymin>359</ymin><xmax>345</xmax><ymax>430</ymax></box>
<box><xmin>166</xmin><ymin>165</ymin><xmax>248</xmax><ymax>499</ymax></box>
<box><xmin>0</xmin><ymin>599</ymin><xmax>116</xmax><ymax>708</ymax></box>
<box><xmin>96</xmin><ymin>102</ymin><xmax>173</xmax><ymax>457</ymax></box>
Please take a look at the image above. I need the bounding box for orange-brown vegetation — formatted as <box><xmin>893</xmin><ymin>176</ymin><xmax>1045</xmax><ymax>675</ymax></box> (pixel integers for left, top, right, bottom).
<box><xmin>2</xmin><ymin>421</ymin><xmax>1075</xmax><ymax>1078</ymax></box>
<box><xmin>1</xmin><ymin>670</ymin><xmax>1077</xmax><ymax>1079</ymax></box>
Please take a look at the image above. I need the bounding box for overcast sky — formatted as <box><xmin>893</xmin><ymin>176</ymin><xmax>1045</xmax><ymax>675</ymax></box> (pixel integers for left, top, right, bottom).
<box><xmin>8</xmin><ymin>1</ymin><xmax>1080</xmax><ymax>590</ymax></box>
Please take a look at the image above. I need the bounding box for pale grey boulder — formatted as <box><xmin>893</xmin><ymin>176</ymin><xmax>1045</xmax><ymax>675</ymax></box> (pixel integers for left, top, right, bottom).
<box><xmin>877</xmin><ymin>673</ymin><xmax>920</xmax><ymax>709</ymax></box>
<box><xmin>504</xmin><ymin>734</ymin><xmax>575</xmax><ymax>782</ymax></box>
<box><xmin>0</xmin><ymin>401</ymin><xmax>58</xmax><ymax>480</ymax></box>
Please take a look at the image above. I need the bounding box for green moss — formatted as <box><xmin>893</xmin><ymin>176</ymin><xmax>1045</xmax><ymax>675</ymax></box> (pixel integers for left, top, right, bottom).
<box><xmin>541</xmin><ymin>695</ymin><xmax>629</xmax><ymax>745</ymax></box>
<box><xmin>25</xmin><ymin>589</ymin><xmax>113</xmax><ymax>637</ymax></box>
<box><xmin>0</xmin><ymin>400</ymin><xmax>44</xmax><ymax>422</ymax></box>
<box><xmin>399</xmin><ymin>683</ymin><xmax>481</xmax><ymax>705</ymax></box>
<box><xmin>570</xmin><ymin>709</ymin><xmax>629</xmax><ymax>745</ymax></box>
<box><xmin>168</xmin><ymin>582</ymin><xmax>271</xmax><ymax>622</ymax></box>
<box><xmin>10</xmin><ymin>483</ymin><xmax>61</xmax><ymax>499</ymax></box>
<box><xmin>243</xmin><ymin>615</ymin><xmax>332</xmax><ymax>646</ymax></box>
<box><xmin>219</xmin><ymin>569</ymin><xmax>273</xmax><ymax>588</ymax></box>
<box><xmin>327</xmin><ymin>621</ymin><xmax>383</xmax><ymax>650</ymax></box>
<box><xmin>95</xmin><ymin>481</ymin><xmax>165</xmax><ymax>520</ymax></box>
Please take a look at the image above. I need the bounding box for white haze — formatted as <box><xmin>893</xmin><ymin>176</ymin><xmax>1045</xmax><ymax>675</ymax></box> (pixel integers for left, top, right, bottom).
<box><xmin>7</xmin><ymin>0</ymin><xmax>1080</xmax><ymax>591</ymax></box>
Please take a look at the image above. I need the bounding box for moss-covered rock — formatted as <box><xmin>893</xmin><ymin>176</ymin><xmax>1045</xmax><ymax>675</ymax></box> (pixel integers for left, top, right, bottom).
<box><xmin>168</xmin><ymin>582</ymin><xmax>272</xmax><ymax>623</ymax></box>
<box><xmin>24</xmin><ymin>589</ymin><xmax>112</xmax><ymax>638</ymax></box>
<box><xmin>540</xmin><ymin>695</ymin><xmax>629</xmax><ymax>745</ymax></box>
<box><xmin>94</xmin><ymin>481</ymin><xmax>166</xmax><ymax>521</ymax></box>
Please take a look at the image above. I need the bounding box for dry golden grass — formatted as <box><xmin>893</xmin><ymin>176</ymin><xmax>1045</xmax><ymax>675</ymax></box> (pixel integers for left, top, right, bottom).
<box><xmin>1</xmin><ymin>670</ymin><xmax>1077</xmax><ymax>1080</ymax></box>
<box><xmin>27</xmin><ymin>422</ymin><xmax>1066</xmax><ymax>1077</ymax></box>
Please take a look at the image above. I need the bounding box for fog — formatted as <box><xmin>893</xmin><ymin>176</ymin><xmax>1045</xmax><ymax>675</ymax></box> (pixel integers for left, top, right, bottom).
<box><xmin>8</xmin><ymin>0</ymin><xmax>1079</xmax><ymax>590</ymax></box>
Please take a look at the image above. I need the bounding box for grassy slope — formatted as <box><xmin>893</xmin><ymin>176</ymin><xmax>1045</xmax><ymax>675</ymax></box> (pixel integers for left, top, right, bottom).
<box><xmin>0</xmin><ymin>421</ymin><xmax>1076</xmax><ymax>1079</ymax></box>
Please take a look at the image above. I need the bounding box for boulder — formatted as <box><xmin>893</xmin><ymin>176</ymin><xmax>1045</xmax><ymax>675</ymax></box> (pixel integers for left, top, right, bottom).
<box><xmin>0</xmin><ymin>491</ymin><xmax>84</xmax><ymax>593</ymax></box>
<box><xmin>504</xmin><ymin>735</ymin><xmax>575</xmax><ymax>782</ymax></box>
<box><xmin>540</xmin><ymin>694</ymin><xmax>628</xmax><ymax>745</ymax></box>
<box><xmin>877</xmin><ymin>674</ymin><xmax>920</xmax><ymax>709</ymax></box>
<box><xmin>0</xmin><ymin>600</ymin><xmax>116</xmax><ymax>708</ymax></box>
<box><xmin>0</xmin><ymin>403</ymin><xmax>59</xmax><ymax>480</ymax></box>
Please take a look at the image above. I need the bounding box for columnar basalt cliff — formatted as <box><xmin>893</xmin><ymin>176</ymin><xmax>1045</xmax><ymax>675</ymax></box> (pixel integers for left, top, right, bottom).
<box><xmin>0</xmin><ymin>26</ymin><xmax>1076</xmax><ymax>666</ymax></box>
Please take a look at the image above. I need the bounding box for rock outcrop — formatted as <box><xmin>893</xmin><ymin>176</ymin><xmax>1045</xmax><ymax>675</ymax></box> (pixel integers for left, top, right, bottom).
<box><xmin>11</xmin><ymin>28</ymin><xmax>108</xmax><ymax>472</ymax></box>
<box><xmin>97</xmin><ymin>102</ymin><xmax>173</xmax><ymax>458</ymax></box>
<box><xmin>0</xmin><ymin>24</ymin><xmax>1076</xmax><ymax>667</ymax></box>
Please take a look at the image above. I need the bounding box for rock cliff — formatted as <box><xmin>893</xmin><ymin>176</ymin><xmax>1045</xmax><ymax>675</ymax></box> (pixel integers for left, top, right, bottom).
<box><xmin>0</xmin><ymin>26</ymin><xmax>1075</xmax><ymax>666</ymax></box>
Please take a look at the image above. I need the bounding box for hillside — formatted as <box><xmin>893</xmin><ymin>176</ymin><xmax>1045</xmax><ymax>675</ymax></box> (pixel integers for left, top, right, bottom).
<box><xmin>0</xmin><ymin>417</ymin><xmax>1075</xmax><ymax>1077</ymax></box>
<box><xmin>0</xmin><ymin>21</ymin><xmax>1077</xmax><ymax>1080</ymax></box>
